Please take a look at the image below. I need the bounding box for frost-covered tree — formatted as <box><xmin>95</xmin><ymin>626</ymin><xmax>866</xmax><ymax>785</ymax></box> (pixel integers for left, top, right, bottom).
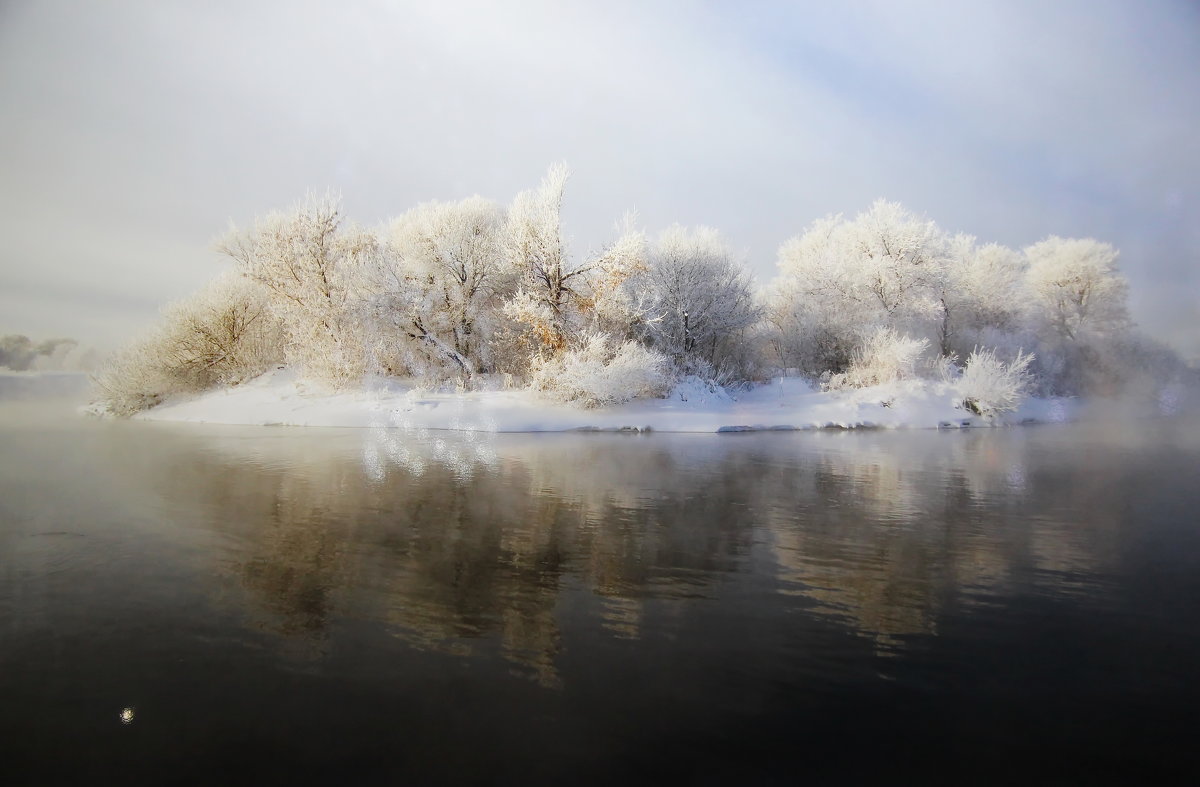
<box><xmin>769</xmin><ymin>200</ymin><xmax>948</xmax><ymax>376</ymax></box>
<box><xmin>155</xmin><ymin>273</ymin><xmax>282</xmax><ymax>386</ymax></box>
<box><xmin>500</xmin><ymin>163</ymin><xmax>578</xmax><ymax>352</ymax></box>
<box><xmin>769</xmin><ymin>216</ymin><xmax>870</xmax><ymax>375</ymax></box>
<box><xmin>91</xmin><ymin>178</ymin><xmax>1182</xmax><ymax>412</ymax></box>
<box><xmin>501</xmin><ymin>165</ymin><xmax>650</xmax><ymax>362</ymax></box>
<box><xmin>93</xmin><ymin>273</ymin><xmax>282</xmax><ymax>415</ymax></box>
<box><xmin>1025</xmin><ymin>237</ymin><xmax>1129</xmax><ymax>341</ymax></box>
<box><xmin>764</xmin><ymin>292</ymin><xmax>858</xmax><ymax>377</ymax></box>
<box><xmin>382</xmin><ymin>196</ymin><xmax>507</xmax><ymax>378</ymax></box>
<box><xmin>640</xmin><ymin>225</ymin><xmax>760</xmax><ymax>381</ymax></box>
<box><xmin>847</xmin><ymin>200</ymin><xmax>948</xmax><ymax>327</ymax></box>
<box><xmin>217</xmin><ymin>192</ymin><xmax>380</xmax><ymax>384</ymax></box>
<box><xmin>939</xmin><ymin>238</ymin><xmax>1029</xmax><ymax>357</ymax></box>
<box><xmin>577</xmin><ymin>216</ymin><xmax>651</xmax><ymax>339</ymax></box>
<box><xmin>1019</xmin><ymin>237</ymin><xmax>1134</xmax><ymax>395</ymax></box>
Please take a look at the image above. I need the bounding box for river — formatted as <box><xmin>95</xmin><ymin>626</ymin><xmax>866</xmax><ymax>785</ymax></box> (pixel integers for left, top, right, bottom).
<box><xmin>2</xmin><ymin>387</ymin><xmax>1199</xmax><ymax>783</ymax></box>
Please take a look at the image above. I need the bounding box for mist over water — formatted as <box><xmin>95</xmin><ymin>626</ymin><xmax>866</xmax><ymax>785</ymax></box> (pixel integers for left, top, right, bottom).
<box><xmin>2</xmin><ymin>395</ymin><xmax>1199</xmax><ymax>783</ymax></box>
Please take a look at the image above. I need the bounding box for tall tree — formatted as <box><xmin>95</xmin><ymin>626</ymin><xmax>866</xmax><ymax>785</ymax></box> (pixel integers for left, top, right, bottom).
<box><xmin>385</xmin><ymin>196</ymin><xmax>506</xmax><ymax>377</ymax></box>
<box><xmin>642</xmin><ymin>225</ymin><xmax>759</xmax><ymax>376</ymax></box>
<box><xmin>770</xmin><ymin>200</ymin><xmax>948</xmax><ymax>374</ymax></box>
<box><xmin>501</xmin><ymin>165</ymin><xmax>648</xmax><ymax>356</ymax></box>
<box><xmin>1025</xmin><ymin>236</ymin><xmax>1129</xmax><ymax>341</ymax></box>
<box><xmin>217</xmin><ymin>192</ymin><xmax>379</xmax><ymax>383</ymax></box>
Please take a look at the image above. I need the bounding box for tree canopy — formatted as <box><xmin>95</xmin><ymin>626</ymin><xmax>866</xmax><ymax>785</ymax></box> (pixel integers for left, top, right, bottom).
<box><xmin>93</xmin><ymin>167</ymin><xmax>1182</xmax><ymax>416</ymax></box>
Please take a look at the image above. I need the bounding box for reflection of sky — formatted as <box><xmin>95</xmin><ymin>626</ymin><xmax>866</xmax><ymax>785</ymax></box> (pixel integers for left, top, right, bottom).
<box><xmin>0</xmin><ymin>1</ymin><xmax>1197</xmax><ymax>357</ymax></box>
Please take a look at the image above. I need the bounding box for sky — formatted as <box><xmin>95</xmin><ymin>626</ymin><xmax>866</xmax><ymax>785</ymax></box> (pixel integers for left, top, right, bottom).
<box><xmin>1</xmin><ymin>0</ymin><xmax>1198</xmax><ymax>358</ymax></box>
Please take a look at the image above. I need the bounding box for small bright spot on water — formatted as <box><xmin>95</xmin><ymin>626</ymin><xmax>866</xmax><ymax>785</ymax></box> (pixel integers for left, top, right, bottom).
<box><xmin>119</xmin><ymin>707</ymin><xmax>135</xmax><ymax>725</ymax></box>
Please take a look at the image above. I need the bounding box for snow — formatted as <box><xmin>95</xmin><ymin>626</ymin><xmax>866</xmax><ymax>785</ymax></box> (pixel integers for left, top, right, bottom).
<box><xmin>131</xmin><ymin>368</ymin><xmax>1080</xmax><ymax>433</ymax></box>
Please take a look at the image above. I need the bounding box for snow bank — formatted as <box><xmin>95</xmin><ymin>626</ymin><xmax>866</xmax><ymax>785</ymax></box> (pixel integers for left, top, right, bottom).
<box><xmin>130</xmin><ymin>369</ymin><xmax>1081</xmax><ymax>433</ymax></box>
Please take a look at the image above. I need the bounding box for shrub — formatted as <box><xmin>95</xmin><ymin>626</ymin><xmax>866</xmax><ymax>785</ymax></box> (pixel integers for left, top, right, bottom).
<box><xmin>91</xmin><ymin>274</ymin><xmax>282</xmax><ymax>416</ymax></box>
<box><xmin>825</xmin><ymin>328</ymin><xmax>929</xmax><ymax>390</ymax></box>
<box><xmin>956</xmin><ymin>347</ymin><xmax>1034</xmax><ymax>417</ymax></box>
<box><xmin>91</xmin><ymin>343</ymin><xmax>178</xmax><ymax>416</ymax></box>
<box><xmin>528</xmin><ymin>333</ymin><xmax>673</xmax><ymax>407</ymax></box>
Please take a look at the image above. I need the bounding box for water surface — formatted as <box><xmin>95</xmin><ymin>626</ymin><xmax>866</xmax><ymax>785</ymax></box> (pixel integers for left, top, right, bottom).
<box><xmin>2</xmin><ymin>396</ymin><xmax>1199</xmax><ymax>784</ymax></box>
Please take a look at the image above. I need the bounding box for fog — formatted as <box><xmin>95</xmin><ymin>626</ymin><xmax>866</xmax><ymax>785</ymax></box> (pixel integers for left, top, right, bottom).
<box><xmin>1</xmin><ymin>0</ymin><xmax>1197</xmax><ymax>358</ymax></box>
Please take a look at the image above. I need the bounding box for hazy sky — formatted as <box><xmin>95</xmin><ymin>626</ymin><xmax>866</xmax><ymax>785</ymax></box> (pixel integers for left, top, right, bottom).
<box><xmin>2</xmin><ymin>0</ymin><xmax>1197</xmax><ymax>357</ymax></box>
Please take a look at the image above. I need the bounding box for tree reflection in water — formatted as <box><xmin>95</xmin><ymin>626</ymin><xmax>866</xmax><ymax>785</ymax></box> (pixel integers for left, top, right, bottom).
<box><xmin>124</xmin><ymin>420</ymin><xmax>1127</xmax><ymax>687</ymax></box>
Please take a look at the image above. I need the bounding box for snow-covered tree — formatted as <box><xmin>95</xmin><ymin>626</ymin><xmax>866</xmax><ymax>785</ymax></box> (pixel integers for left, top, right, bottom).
<box><xmin>217</xmin><ymin>192</ymin><xmax>380</xmax><ymax>384</ymax></box>
<box><xmin>500</xmin><ymin>163</ymin><xmax>578</xmax><ymax>352</ymax></box>
<box><xmin>939</xmin><ymin>238</ymin><xmax>1029</xmax><ymax>357</ymax></box>
<box><xmin>501</xmin><ymin>165</ymin><xmax>652</xmax><ymax>366</ymax></box>
<box><xmin>381</xmin><ymin>196</ymin><xmax>507</xmax><ymax>378</ymax></box>
<box><xmin>92</xmin><ymin>273</ymin><xmax>282</xmax><ymax>415</ymax></box>
<box><xmin>1025</xmin><ymin>236</ymin><xmax>1130</xmax><ymax>341</ymax></box>
<box><xmin>640</xmin><ymin>225</ymin><xmax>760</xmax><ymax>381</ymax></box>
<box><xmin>155</xmin><ymin>272</ymin><xmax>282</xmax><ymax>387</ymax></box>
<box><xmin>578</xmin><ymin>215</ymin><xmax>650</xmax><ymax>339</ymax></box>
<box><xmin>848</xmin><ymin>200</ymin><xmax>948</xmax><ymax>327</ymax></box>
<box><xmin>769</xmin><ymin>200</ymin><xmax>948</xmax><ymax>376</ymax></box>
<box><xmin>1018</xmin><ymin>237</ymin><xmax>1134</xmax><ymax>394</ymax></box>
<box><xmin>90</xmin><ymin>177</ymin><xmax>1183</xmax><ymax>413</ymax></box>
<box><xmin>769</xmin><ymin>216</ymin><xmax>867</xmax><ymax>375</ymax></box>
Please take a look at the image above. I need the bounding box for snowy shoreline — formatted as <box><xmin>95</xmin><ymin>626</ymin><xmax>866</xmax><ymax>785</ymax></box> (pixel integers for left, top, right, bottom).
<box><xmin>128</xmin><ymin>369</ymin><xmax>1080</xmax><ymax>433</ymax></box>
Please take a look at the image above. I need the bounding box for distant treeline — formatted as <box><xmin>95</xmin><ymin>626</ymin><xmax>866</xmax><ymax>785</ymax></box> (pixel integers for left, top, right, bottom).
<box><xmin>0</xmin><ymin>335</ymin><xmax>96</xmax><ymax>372</ymax></box>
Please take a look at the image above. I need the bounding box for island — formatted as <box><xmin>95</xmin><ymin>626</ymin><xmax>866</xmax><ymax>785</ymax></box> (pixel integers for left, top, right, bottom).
<box><xmin>90</xmin><ymin>167</ymin><xmax>1192</xmax><ymax>431</ymax></box>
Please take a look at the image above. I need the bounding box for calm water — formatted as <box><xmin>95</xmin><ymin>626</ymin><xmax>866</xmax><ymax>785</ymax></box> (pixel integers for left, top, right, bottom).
<box><xmin>2</xmin><ymin>393</ymin><xmax>1199</xmax><ymax>784</ymax></box>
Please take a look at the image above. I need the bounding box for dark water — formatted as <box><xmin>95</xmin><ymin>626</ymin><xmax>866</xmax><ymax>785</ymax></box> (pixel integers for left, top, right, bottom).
<box><xmin>2</xmin><ymin>395</ymin><xmax>1199</xmax><ymax>785</ymax></box>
